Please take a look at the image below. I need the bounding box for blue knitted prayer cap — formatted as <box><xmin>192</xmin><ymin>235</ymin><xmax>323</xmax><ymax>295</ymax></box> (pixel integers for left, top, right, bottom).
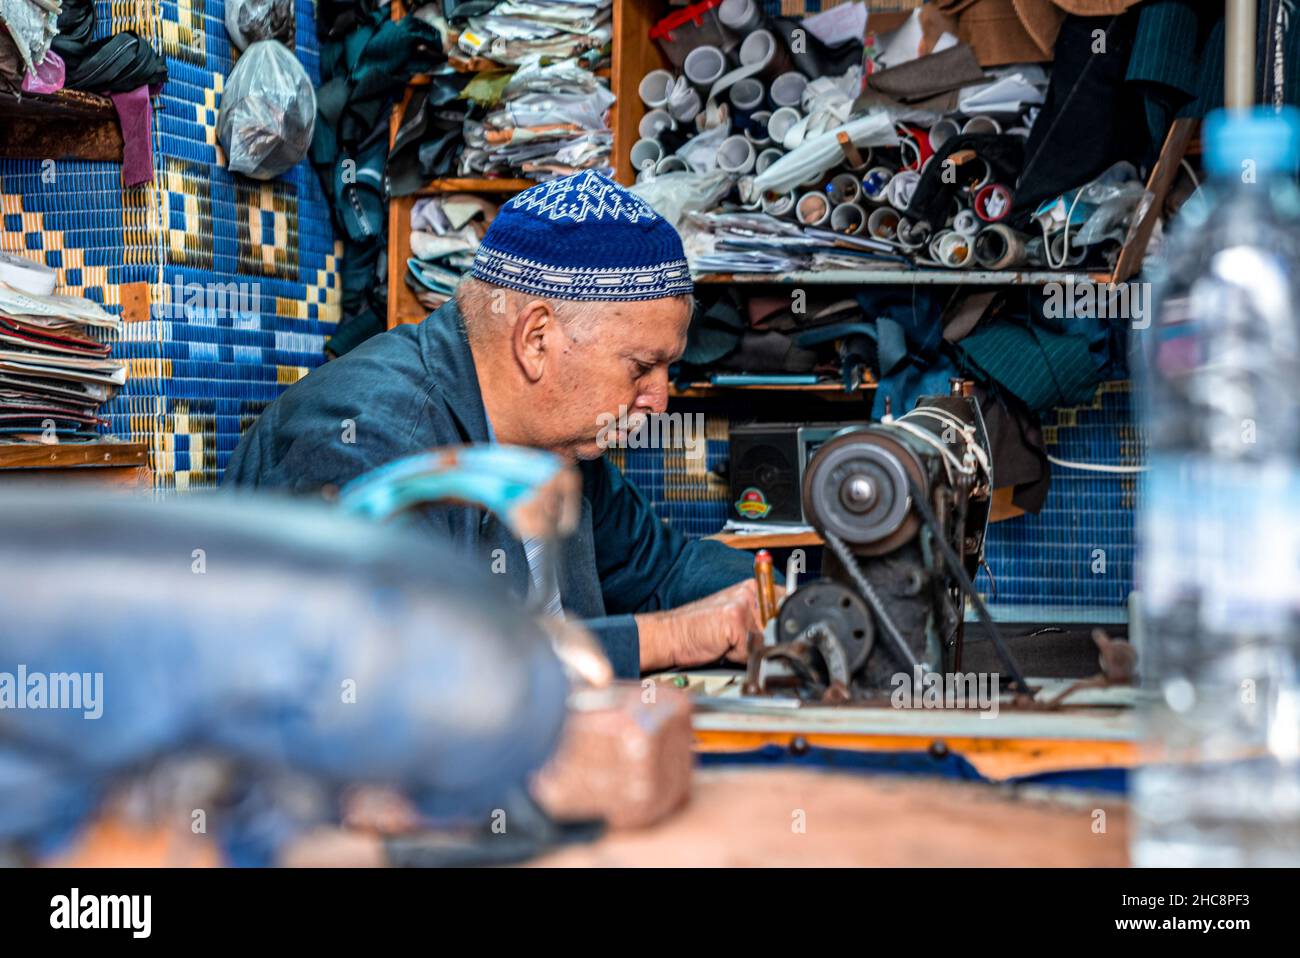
<box><xmin>470</xmin><ymin>171</ymin><xmax>694</xmax><ymax>302</ymax></box>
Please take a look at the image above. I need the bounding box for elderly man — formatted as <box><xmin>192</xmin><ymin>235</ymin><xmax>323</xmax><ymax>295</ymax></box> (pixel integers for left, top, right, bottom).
<box><xmin>224</xmin><ymin>171</ymin><xmax>765</xmax><ymax>678</ymax></box>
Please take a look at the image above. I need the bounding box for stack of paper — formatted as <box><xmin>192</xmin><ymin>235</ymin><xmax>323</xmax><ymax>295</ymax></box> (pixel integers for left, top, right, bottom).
<box><xmin>0</xmin><ymin>283</ymin><xmax>126</xmax><ymax>443</ymax></box>
<box><xmin>462</xmin><ymin>61</ymin><xmax>614</xmax><ymax>179</ymax></box>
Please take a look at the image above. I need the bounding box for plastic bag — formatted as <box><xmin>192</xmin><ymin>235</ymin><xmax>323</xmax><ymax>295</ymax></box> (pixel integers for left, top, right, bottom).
<box><xmin>218</xmin><ymin>41</ymin><xmax>316</xmax><ymax>180</ymax></box>
<box><xmin>225</xmin><ymin>0</ymin><xmax>294</xmax><ymax>51</ymax></box>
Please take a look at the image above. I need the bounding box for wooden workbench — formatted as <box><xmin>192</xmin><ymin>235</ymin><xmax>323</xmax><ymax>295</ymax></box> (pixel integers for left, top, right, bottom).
<box><xmin>531</xmin><ymin>767</ymin><xmax>1129</xmax><ymax>867</ymax></box>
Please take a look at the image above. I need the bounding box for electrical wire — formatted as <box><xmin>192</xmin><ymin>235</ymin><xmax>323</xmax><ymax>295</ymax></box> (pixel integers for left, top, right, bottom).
<box><xmin>1046</xmin><ymin>454</ymin><xmax>1148</xmax><ymax>474</ymax></box>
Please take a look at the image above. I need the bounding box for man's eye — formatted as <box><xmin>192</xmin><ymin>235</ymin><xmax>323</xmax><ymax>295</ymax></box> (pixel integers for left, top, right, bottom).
<box><xmin>632</xmin><ymin>361</ymin><xmax>654</xmax><ymax>377</ymax></box>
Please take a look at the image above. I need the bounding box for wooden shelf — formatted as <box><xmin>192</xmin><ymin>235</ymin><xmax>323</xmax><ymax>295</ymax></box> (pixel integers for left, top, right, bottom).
<box><xmin>692</xmin><ymin>268</ymin><xmax>1114</xmax><ymax>286</ymax></box>
<box><xmin>0</xmin><ymin>89</ymin><xmax>123</xmax><ymax>162</ymax></box>
<box><xmin>707</xmin><ymin>530</ymin><xmax>824</xmax><ymax>550</ymax></box>
<box><xmin>414</xmin><ymin>177</ymin><xmax>535</xmax><ymax>195</ymax></box>
<box><xmin>0</xmin><ymin>440</ymin><xmax>148</xmax><ymax>470</ymax></box>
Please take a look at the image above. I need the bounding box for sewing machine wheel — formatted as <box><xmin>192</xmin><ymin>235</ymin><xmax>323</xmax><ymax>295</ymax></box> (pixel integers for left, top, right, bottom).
<box><xmin>801</xmin><ymin>430</ymin><xmax>926</xmax><ymax>556</ymax></box>
<box><xmin>776</xmin><ymin>579</ymin><xmax>875</xmax><ymax>674</ymax></box>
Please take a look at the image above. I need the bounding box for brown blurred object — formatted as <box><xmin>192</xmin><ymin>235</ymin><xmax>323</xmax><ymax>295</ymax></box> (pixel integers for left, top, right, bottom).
<box><xmin>532</xmin><ymin>768</ymin><xmax>1130</xmax><ymax>867</ymax></box>
<box><xmin>531</xmin><ymin>682</ymin><xmax>693</xmax><ymax>830</ymax></box>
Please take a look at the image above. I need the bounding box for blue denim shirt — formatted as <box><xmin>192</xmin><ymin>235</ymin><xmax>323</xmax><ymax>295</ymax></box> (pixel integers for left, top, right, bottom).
<box><xmin>224</xmin><ymin>299</ymin><xmax>755</xmax><ymax>677</ymax></box>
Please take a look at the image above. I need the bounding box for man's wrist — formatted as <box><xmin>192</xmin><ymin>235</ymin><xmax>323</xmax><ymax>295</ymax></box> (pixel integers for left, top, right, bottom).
<box><xmin>634</xmin><ymin>611</ymin><xmax>675</xmax><ymax>672</ymax></box>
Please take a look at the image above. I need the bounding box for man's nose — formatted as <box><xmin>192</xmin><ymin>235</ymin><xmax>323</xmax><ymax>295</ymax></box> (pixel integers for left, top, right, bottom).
<box><xmin>637</xmin><ymin>369</ymin><xmax>670</xmax><ymax>416</ymax></box>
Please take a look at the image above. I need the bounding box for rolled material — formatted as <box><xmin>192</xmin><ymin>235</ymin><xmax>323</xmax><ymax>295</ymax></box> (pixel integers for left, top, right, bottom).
<box><xmin>745</xmin><ymin>110</ymin><xmax>773</xmax><ymax>145</ymax></box>
<box><xmin>796</xmin><ymin>190</ymin><xmax>831</xmax><ymax>226</ymax></box>
<box><xmin>860</xmin><ymin>166</ymin><xmax>894</xmax><ymax>204</ymax></box>
<box><xmin>973</xmin><ymin>182</ymin><xmax>1013</xmax><ymax>221</ymax></box>
<box><xmin>684</xmin><ymin>46</ymin><xmax>727</xmax><ymax>93</ymax></box>
<box><xmin>867</xmin><ymin>206</ymin><xmax>901</xmax><ymax>241</ymax></box>
<box><xmin>639</xmin><ymin>108</ymin><xmax>675</xmax><ymax>140</ymax></box>
<box><xmin>630</xmin><ymin>138</ymin><xmax>664</xmax><ymax>171</ymax></box>
<box><xmin>718</xmin><ymin>134</ymin><xmax>757</xmax><ymax>174</ymax></box>
<box><xmin>761</xmin><ymin>189</ymin><xmax>796</xmax><ymax>217</ymax></box>
<box><xmin>639</xmin><ymin>69</ymin><xmax>675</xmax><ymax>109</ymax></box>
<box><xmin>827</xmin><ymin>172</ymin><xmax>861</xmax><ymax>205</ymax></box>
<box><xmin>957</xmin><ymin>156</ymin><xmax>992</xmax><ymax>193</ymax></box>
<box><xmin>844</xmin><ymin>145</ymin><xmax>873</xmax><ymax>172</ymax></box>
<box><xmin>755</xmin><ymin>147</ymin><xmax>784</xmax><ymax>175</ymax></box>
<box><xmin>830</xmin><ymin>202</ymin><xmax>867</xmax><ymax>235</ymax></box>
<box><xmin>895</xmin><ymin>218</ymin><xmax>931</xmax><ymax>251</ymax></box>
<box><xmin>719</xmin><ymin>0</ymin><xmax>762</xmax><ymax>33</ymax></box>
<box><xmin>885</xmin><ymin>169</ymin><xmax>920</xmax><ymax>210</ymax></box>
<box><xmin>929</xmin><ymin>230</ymin><xmax>951</xmax><ymax>262</ymax></box>
<box><xmin>668</xmin><ymin>86</ymin><xmax>702</xmax><ymax>123</ymax></box>
<box><xmin>767</xmin><ymin>106</ymin><xmax>802</xmax><ymax>144</ymax></box>
<box><xmin>730</xmin><ymin>77</ymin><xmax>765</xmax><ymax>112</ymax></box>
<box><xmin>739</xmin><ymin>29</ymin><xmax>791</xmax><ymax>81</ymax></box>
<box><xmin>937</xmin><ymin>230</ymin><xmax>975</xmax><ymax>268</ymax></box>
<box><xmin>961</xmin><ymin>115</ymin><xmax>1001</xmax><ymax>135</ymax></box>
<box><xmin>973</xmin><ymin>224</ymin><xmax>1029</xmax><ymax>270</ymax></box>
<box><xmin>953</xmin><ymin>208</ymin><xmax>981</xmax><ymax>237</ymax></box>
<box><xmin>770</xmin><ymin>71</ymin><xmax>808</xmax><ymax>108</ymax></box>
<box><xmin>1049</xmin><ymin>231</ymin><xmax>1087</xmax><ymax>266</ymax></box>
<box><xmin>655</xmin><ymin>155</ymin><xmax>689</xmax><ymax>175</ymax></box>
<box><xmin>928</xmin><ymin>118</ymin><xmax>960</xmax><ymax>151</ymax></box>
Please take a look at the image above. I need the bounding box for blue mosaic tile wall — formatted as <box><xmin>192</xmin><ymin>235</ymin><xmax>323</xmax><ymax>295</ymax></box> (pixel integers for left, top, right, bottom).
<box><xmin>0</xmin><ymin>0</ymin><xmax>341</xmax><ymax>490</ymax></box>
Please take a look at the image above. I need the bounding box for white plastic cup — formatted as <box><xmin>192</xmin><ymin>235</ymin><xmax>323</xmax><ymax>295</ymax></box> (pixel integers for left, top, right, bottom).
<box><xmin>860</xmin><ymin>166</ymin><xmax>894</xmax><ymax>204</ymax></box>
<box><xmin>639</xmin><ymin>109</ymin><xmax>675</xmax><ymax>140</ymax></box>
<box><xmin>639</xmin><ymin>70</ymin><xmax>675</xmax><ymax>109</ymax></box>
<box><xmin>730</xmin><ymin>77</ymin><xmax>765</xmax><ymax>112</ymax></box>
<box><xmin>961</xmin><ymin>115</ymin><xmax>1001</xmax><ymax>135</ymax></box>
<box><xmin>938</xmin><ymin>230</ymin><xmax>974</xmax><ymax>267</ymax></box>
<box><xmin>655</xmin><ymin>155</ymin><xmax>689</xmax><ymax>175</ymax></box>
<box><xmin>831</xmin><ymin>202</ymin><xmax>868</xmax><ymax>236</ymax></box>
<box><xmin>867</xmin><ymin>206</ymin><xmax>901</xmax><ymax>240</ymax></box>
<box><xmin>718</xmin><ymin>135</ymin><xmax>757</xmax><ymax>175</ymax></box>
<box><xmin>770</xmin><ymin>72</ymin><xmax>808</xmax><ymax>108</ymax></box>
<box><xmin>928</xmin><ymin>118</ymin><xmax>960</xmax><ymax>150</ymax></box>
<box><xmin>684</xmin><ymin>46</ymin><xmax>727</xmax><ymax>92</ymax></box>
<box><xmin>630</xmin><ymin>138</ymin><xmax>664</xmax><ymax>172</ymax></box>
<box><xmin>720</xmin><ymin>0</ymin><xmax>762</xmax><ymax>32</ymax></box>
<box><xmin>828</xmin><ymin>173</ymin><xmax>861</xmax><ymax>205</ymax></box>
<box><xmin>796</xmin><ymin>191</ymin><xmax>831</xmax><ymax>226</ymax></box>
<box><xmin>755</xmin><ymin>147</ymin><xmax>784</xmax><ymax>175</ymax></box>
<box><xmin>767</xmin><ymin>106</ymin><xmax>802</xmax><ymax>145</ymax></box>
<box><xmin>761</xmin><ymin>190</ymin><xmax>795</xmax><ymax>217</ymax></box>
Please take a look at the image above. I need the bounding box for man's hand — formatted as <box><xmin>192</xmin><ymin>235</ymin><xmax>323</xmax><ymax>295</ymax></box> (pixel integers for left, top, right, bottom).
<box><xmin>635</xmin><ymin>579</ymin><xmax>782</xmax><ymax>672</ymax></box>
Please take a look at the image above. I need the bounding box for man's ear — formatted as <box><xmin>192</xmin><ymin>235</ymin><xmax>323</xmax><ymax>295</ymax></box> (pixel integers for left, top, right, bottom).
<box><xmin>511</xmin><ymin>298</ymin><xmax>553</xmax><ymax>383</ymax></box>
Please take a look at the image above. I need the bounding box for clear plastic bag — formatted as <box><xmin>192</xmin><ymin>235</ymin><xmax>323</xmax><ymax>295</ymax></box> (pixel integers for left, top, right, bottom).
<box><xmin>218</xmin><ymin>40</ymin><xmax>316</xmax><ymax>180</ymax></box>
<box><xmin>225</xmin><ymin>0</ymin><xmax>295</xmax><ymax>52</ymax></box>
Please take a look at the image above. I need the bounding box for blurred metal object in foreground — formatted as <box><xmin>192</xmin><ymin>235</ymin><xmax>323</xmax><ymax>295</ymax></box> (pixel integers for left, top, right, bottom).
<box><xmin>0</xmin><ymin>488</ymin><xmax>569</xmax><ymax>865</ymax></box>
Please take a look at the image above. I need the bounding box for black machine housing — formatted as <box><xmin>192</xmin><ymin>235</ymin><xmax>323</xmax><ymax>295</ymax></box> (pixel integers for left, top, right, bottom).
<box><xmin>754</xmin><ymin>393</ymin><xmax>998</xmax><ymax>701</ymax></box>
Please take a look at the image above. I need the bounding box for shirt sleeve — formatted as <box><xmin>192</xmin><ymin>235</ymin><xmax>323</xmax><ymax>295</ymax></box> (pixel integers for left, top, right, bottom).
<box><xmin>585</xmin><ymin>458</ymin><xmax>758</xmax><ymax>616</ymax></box>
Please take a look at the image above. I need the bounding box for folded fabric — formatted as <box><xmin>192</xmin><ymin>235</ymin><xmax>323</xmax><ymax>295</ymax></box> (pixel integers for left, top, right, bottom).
<box><xmin>953</xmin><ymin>320</ymin><xmax>1100</xmax><ymax>412</ymax></box>
<box><xmin>773</xmin><ymin>15</ymin><xmax>863</xmax><ymax>78</ymax></box>
<box><xmin>852</xmin><ymin>43</ymin><xmax>987</xmax><ymax>113</ymax></box>
<box><xmin>50</xmin><ymin>0</ymin><xmax>94</xmax><ymax>62</ymax></box>
<box><xmin>110</xmin><ymin>84</ymin><xmax>155</xmax><ymax>186</ymax></box>
<box><xmin>977</xmin><ymin>387</ymin><xmax>1051</xmax><ymax>514</ymax></box>
<box><xmin>932</xmin><ymin>0</ymin><xmax>1061</xmax><ymax>66</ymax></box>
<box><xmin>64</xmin><ymin>32</ymin><xmax>167</xmax><ymax>93</ymax></box>
<box><xmin>903</xmin><ymin>132</ymin><xmax>1024</xmax><ymax>232</ymax></box>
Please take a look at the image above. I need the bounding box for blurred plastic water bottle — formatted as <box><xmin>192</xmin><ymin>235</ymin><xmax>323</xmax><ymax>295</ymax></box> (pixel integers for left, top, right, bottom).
<box><xmin>1136</xmin><ymin>107</ymin><xmax>1300</xmax><ymax>866</ymax></box>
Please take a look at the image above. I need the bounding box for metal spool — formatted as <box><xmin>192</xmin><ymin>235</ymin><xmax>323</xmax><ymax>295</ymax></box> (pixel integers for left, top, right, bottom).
<box><xmin>801</xmin><ymin>427</ymin><xmax>927</xmax><ymax>556</ymax></box>
<box><xmin>775</xmin><ymin>579</ymin><xmax>875</xmax><ymax>673</ymax></box>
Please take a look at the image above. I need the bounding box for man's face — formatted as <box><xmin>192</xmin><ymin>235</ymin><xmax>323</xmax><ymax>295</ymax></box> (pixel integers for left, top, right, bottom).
<box><xmin>540</xmin><ymin>296</ymin><xmax>691</xmax><ymax>461</ymax></box>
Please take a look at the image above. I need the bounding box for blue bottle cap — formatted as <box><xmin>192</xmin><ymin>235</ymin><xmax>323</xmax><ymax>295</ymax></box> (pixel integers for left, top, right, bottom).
<box><xmin>1204</xmin><ymin>106</ymin><xmax>1300</xmax><ymax>176</ymax></box>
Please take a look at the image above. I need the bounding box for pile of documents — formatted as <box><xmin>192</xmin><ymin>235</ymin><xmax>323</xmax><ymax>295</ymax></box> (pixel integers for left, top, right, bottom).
<box><xmin>0</xmin><ymin>283</ymin><xmax>126</xmax><ymax>443</ymax></box>
<box><xmin>463</xmin><ymin>57</ymin><xmax>614</xmax><ymax>179</ymax></box>
<box><xmin>460</xmin><ymin>0</ymin><xmax>613</xmax><ymax>65</ymax></box>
